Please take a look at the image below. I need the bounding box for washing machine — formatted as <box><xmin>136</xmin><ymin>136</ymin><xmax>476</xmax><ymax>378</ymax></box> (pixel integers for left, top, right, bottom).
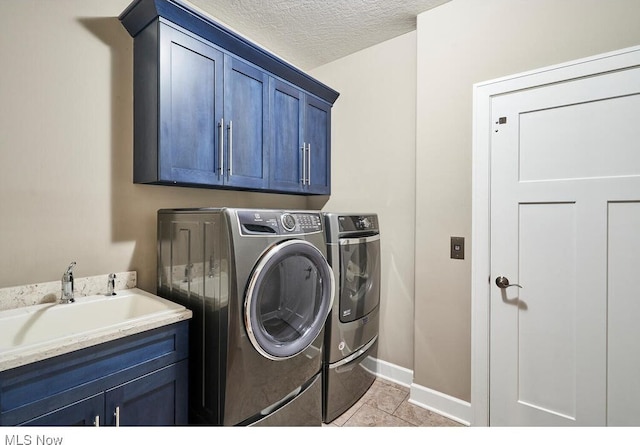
<box><xmin>157</xmin><ymin>208</ymin><xmax>334</xmax><ymax>426</ymax></box>
<box><xmin>322</xmin><ymin>213</ymin><xmax>381</xmax><ymax>423</ymax></box>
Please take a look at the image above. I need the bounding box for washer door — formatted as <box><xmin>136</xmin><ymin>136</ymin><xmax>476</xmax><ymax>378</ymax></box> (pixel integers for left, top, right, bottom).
<box><xmin>245</xmin><ymin>239</ymin><xmax>335</xmax><ymax>360</ymax></box>
<box><xmin>338</xmin><ymin>234</ymin><xmax>381</xmax><ymax>323</ymax></box>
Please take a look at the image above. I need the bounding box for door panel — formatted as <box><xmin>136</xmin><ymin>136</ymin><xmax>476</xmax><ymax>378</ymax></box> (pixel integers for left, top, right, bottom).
<box><xmin>519</xmin><ymin>94</ymin><xmax>640</xmax><ymax>181</ymax></box>
<box><xmin>517</xmin><ymin>203</ymin><xmax>577</xmax><ymax>419</ymax></box>
<box><xmin>20</xmin><ymin>393</ymin><xmax>103</xmax><ymax>426</ymax></box>
<box><xmin>305</xmin><ymin>96</ymin><xmax>331</xmax><ymax>194</ymax></box>
<box><xmin>224</xmin><ymin>56</ymin><xmax>269</xmax><ymax>189</ymax></box>
<box><xmin>159</xmin><ymin>25</ymin><xmax>224</xmax><ymax>185</ymax></box>
<box><xmin>170</xmin><ymin>44</ymin><xmax>216</xmax><ymax>172</ymax></box>
<box><xmin>338</xmin><ymin>237</ymin><xmax>381</xmax><ymax>323</ymax></box>
<box><xmin>607</xmin><ymin>202</ymin><xmax>640</xmax><ymax>425</ymax></box>
<box><xmin>270</xmin><ymin>79</ymin><xmax>304</xmax><ymax>192</ymax></box>
<box><xmin>105</xmin><ymin>362</ymin><xmax>188</xmax><ymax>426</ymax></box>
<box><xmin>489</xmin><ymin>65</ymin><xmax>640</xmax><ymax>426</ymax></box>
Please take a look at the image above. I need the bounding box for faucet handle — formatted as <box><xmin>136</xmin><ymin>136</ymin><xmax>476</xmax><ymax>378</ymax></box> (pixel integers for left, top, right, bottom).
<box><xmin>65</xmin><ymin>261</ymin><xmax>76</xmax><ymax>275</ymax></box>
<box><xmin>61</xmin><ymin>261</ymin><xmax>76</xmax><ymax>303</ymax></box>
<box><xmin>107</xmin><ymin>273</ymin><xmax>117</xmax><ymax>296</ymax></box>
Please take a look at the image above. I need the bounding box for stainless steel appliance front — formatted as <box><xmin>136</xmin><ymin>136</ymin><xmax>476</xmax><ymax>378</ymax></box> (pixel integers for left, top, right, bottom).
<box><xmin>157</xmin><ymin>208</ymin><xmax>334</xmax><ymax>426</ymax></box>
<box><xmin>322</xmin><ymin>213</ymin><xmax>381</xmax><ymax>423</ymax></box>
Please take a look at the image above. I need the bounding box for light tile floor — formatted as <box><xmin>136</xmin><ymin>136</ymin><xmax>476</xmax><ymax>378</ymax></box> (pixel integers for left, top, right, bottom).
<box><xmin>323</xmin><ymin>378</ymin><xmax>464</xmax><ymax>427</ymax></box>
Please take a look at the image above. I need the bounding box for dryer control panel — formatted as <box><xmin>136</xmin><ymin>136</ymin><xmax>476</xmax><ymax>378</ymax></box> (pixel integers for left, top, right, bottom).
<box><xmin>237</xmin><ymin>210</ymin><xmax>322</xmax><ymax>235</ymax></box>
<box><xmin>337</xmin><ymin>214</ymin><xmax>379</xmax><ymax>235</ymax></box>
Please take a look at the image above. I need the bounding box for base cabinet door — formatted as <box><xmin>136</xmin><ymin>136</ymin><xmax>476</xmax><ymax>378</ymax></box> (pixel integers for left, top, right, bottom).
<box><xmin>105</xmin><ymin>361</ymin><xmax>189</xmax><ymax>426</ymax></box>
<box><xmin>20</xmin><ymin>394</ymin><xmax>104</xmax><ymax>427</ymax></box>
<box><xmin>18</xmin><ymin>363</ymin><xmax>188</xmax><ymax>427</ymax></box>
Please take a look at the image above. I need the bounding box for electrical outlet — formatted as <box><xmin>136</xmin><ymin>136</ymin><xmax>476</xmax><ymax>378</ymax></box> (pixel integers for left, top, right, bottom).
<box><xmin>451</xmin><ymin>237</ymin><xmax>465</xmax><ymax>260</ymax></box>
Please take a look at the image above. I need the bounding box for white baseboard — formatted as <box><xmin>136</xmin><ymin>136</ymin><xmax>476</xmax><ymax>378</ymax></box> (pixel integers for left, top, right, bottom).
<box><xmin>363</xmin><ymin>355</ymin><xmax>413</xmax><ymax>388</ymax></box>
<box><xmin>409</xmin><ymin>383</ymin><xmax>471</xmax><ymax>426</ymax></box>
<box><xmin>364</xmin><ymin>356</ymin><xmax>472</xmax><ymax>426</ymax></box>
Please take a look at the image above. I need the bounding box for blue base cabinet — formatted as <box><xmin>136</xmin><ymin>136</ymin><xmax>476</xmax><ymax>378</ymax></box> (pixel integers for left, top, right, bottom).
<box><xmin>0</xmin><ymin>322</ymin><xmax>189</xmax><ymax>427</ymax></box>
<box><xmin>21</xmin><ymin>394</ymin><xmax>104</xmax><ymax>427</ymax></box>
<box><xmin>120</xmin><ymin>0</ymin><xmax>338</xmax><ymax>195</ymax></box>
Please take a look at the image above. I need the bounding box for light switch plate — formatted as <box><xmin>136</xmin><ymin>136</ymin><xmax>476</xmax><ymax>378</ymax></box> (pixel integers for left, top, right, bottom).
<box><xmin>451</xmin><ymin>236</ymin><xmax>465</xmax><ymax>260</ymax></box>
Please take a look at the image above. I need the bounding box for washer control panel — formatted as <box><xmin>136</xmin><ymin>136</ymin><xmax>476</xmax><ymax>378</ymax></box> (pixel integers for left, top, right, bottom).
<box><xmin>281</xmin><ymin>213</ymin><xmax>297</xmax><ymax>231</ymax></box>
<box><xmin>289</xmin><ymin>213</ymin><xmax>323</xmax><ymax>233</ymax></box>
<box><xmin>237</xmin><ymin>210</ymin><xmax>322</xmax><ymax>235</ymax></box>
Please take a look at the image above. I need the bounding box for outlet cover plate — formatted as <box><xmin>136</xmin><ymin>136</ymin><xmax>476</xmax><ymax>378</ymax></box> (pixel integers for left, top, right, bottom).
<box><xmin>451</xmin><ymin>236</ymin><xmax>465</xmax><ymax>260</ymax></box>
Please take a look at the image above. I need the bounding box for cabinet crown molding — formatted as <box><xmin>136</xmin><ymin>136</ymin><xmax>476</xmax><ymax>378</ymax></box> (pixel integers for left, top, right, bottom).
<box><xmin>119</xmin><ymin>0</ymin><xmax>340</xmax><ymax>105</ymax></box>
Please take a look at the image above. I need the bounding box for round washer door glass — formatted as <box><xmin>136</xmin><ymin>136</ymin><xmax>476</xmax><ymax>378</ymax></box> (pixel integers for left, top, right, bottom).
<box><xmin>245</xmin><ymin>239</ymin><xmax>335</xmax><ymax>360</ymax></box>
<box><xmin>339</xmin><ymin>236</ymin><xmax>381</xmax><ymax>323</ymax></box>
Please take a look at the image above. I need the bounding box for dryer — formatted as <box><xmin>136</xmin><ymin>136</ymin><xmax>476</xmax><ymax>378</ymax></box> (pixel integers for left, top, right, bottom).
<box><xmin>322</xmin><ymin>213</ymin><xmax>381</xmax><ymax>423</ymax></box>
<box><xmin>157</xmin><ymin>208</ymin><xmax>334</xmax><ymax>426</ymax></box>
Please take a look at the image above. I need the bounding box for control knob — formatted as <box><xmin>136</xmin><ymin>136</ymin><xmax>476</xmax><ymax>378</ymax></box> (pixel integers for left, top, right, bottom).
<box><xmin>281</xmin><ymin>213</ymin><xmax>296</xmax><ymax>231</ymax></box>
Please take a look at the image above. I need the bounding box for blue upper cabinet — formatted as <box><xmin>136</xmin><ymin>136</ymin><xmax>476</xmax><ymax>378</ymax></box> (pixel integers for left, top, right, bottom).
<box><xmin>224</xmin><ymin>56</ymin><xmax>270</xmax><ymax>190</ymax></box>
<box><xmin>270</xmin><ymin>79</ymin><xmax>331</xmax><ymax>195</ymax></box>
<box><xmin>119</xmin><ymin>0</ymin><xmax>339</xmax><ymax>195</ymax></box>
<box><xmin>304</xmin><ymin>96</ymin><xmax>331</xmax><ymax>195</ymax></box>
<box><xmin>157</xmin><ymin>23</ymin><xmax>224</xmax><ymax>186</ymax></box>
<box><xmin>270</xmin><ymin>79</ymin><xmax>304</xmax><ymax>193</ymax></box>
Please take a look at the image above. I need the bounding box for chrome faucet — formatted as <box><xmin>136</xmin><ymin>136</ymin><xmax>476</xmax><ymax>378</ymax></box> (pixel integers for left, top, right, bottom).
<box><xmin>107</xmin><ymin>273</ymin><xmax>116</xmax><ymax>296</ymax></box>
<box><xmin>183</xmin><ymin>263</ymin><xmax>193</xmax><ymax>283</ymax></box>
<box><xmin>61</xmin><ymin>261</ymin><xmax>76</xmax><ymax>303</ymax></box>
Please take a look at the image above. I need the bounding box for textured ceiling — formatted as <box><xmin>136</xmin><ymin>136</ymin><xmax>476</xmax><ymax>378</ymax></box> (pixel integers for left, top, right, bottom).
<box><xmin>184</xmin><ymin>0</ymin><xmax>451</xmax><ymax>70</ymax></box>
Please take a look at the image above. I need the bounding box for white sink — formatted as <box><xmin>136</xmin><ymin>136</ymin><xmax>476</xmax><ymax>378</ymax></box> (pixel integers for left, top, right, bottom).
<box><xmin>0</xmin><ymin>288</ymin><xmax>191</xmax><ymax>371</ymax></box>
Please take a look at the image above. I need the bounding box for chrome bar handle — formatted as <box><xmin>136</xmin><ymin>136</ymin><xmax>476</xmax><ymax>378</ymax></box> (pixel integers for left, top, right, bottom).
<box><xmin>218</xmin><ymin>118</ymin><xmax>224</xmax><ymax>177</ymax></box>
<box><xmin>228</xmin><ymin>120</ymin><xmax>233</xmax><ymax>177</ymax></box>
<box><xmin>114</xmin><ymin>406</ymin><xmax>120</xmax><ymax>427</ymax></box>
<box><xmin>307</xmin><ymin>143</ymin><xmax>311</xmax><ymax>185</ymax></box>
<box><xmin>301</xmin><ymin>144</ymin><xmax>307</xmax><ymax>184</ymax></box>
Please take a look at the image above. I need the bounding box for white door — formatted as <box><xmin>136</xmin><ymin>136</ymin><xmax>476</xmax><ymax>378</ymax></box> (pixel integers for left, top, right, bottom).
<box><xmin>489</xmin><ymin>63</ymin><xmax>640</xmax><ymax>426</ymax></box>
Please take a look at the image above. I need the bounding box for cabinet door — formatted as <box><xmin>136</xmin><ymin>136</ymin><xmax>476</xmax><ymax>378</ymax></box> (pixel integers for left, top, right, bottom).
<box><xmin>105</xmin><ymin>361</ymin><xmax>188</xmax><ymax>426</ymax></box>
<box><xmin>223</xmin><ymin>56</ymin><xmax>270</xmax><ymax>189</ymax></box>
<box><xmin>20</xmin><ymin>393</ymin><xmax>104</xmax><ymax>427</ymax></box>
<box><xmin>269</xmin><ymin>78</ymin><xmax>305</xmax><ymax>193</ymax></box>
<box><xmin>158</xmin><ymin>24</ymin><xmax>225</xmax><ymax>186</ymax></box>
<box><xmin>304</xmin><ymin>95</ymin><xmax>331</xmax><ymax>195</ymax></box>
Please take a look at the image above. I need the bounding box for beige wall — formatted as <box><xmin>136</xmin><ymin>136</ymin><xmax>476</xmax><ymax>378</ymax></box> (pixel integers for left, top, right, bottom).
<box><xmin>310</xmin><ymin>32</ymin><xmax>417</xmax><ymax>370</ymax></box>
<box><xmin>415</xmin><ymin>0</ymin><xmax>640</xmax><ymax>402</ymax></box>
<box><xmin>4</xmin><ymin>0</ymin><xmax>640</xmax><ymax>411</ymax></box>
<box><xmin>0</xmin><ymin>0</ymin><xmax>307</xmax><ymax>293</ymax></box>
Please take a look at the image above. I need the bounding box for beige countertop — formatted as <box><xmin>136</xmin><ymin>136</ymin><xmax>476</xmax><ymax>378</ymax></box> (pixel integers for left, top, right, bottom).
<box><xmin>0</xmin><ymin>273</ymin><xmax>192</xmax><ymax>372</ymax></box>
